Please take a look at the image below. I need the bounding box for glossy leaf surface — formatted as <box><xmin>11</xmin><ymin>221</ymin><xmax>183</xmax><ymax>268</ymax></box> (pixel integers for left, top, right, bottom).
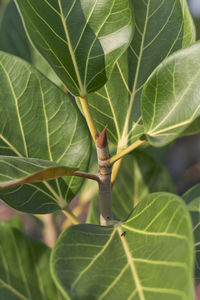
<box><xmin>51</xmin><ymin>193</ymin><xmax>193</xmax><ymax>300</ymax></box>
<box><xmin>0</xmin><ymin>222</ymin><xmax>64</xmax><ymax>300</ymax></box>
<box><xmin>142</xmin><ymin>43</ymin><xmax>200</xmax><ymax>146</ymax></box>
<box><xmin>183</xmin><ymin>184</ymin><xmax>200</xmax><ymax>277</ymax></box>
<box><xmin>15</xmin><ymin>0</ymin><xmax>134</xmax><ymax>96</ymax></box>
<box><xmin>0</xmin><ymin>51</ymin><xmax>90</xmax><ymax>213</ymax></box>
<box><xmin>85</xmin><ymin>0</ymin><xmax>195</xmax><ymax>147</ymax></box>
<box><xmin>88</xmin><ymin>150</ymin><xmax>175</xmax><ymax>224</ymax></box>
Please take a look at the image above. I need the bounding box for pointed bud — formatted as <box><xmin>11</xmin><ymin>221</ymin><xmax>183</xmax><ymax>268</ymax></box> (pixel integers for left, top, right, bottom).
<box><xmin>96</xmin><ymin>126</ymin><xmax>108</xmax><ymax>149</ymax></box>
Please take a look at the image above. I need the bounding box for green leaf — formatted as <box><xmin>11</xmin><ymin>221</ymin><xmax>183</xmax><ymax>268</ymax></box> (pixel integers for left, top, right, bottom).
<box><xmin>0</xmin><ymin>0</ymin><xmax>62</xmax><ymax>86</ymax></box>
<box><xmin>0</xmin><ymin>51</ymin><xmax>91</xmax><ymax>213</ymax></box>
<box><xmin>183</xmin><ymin>184</ymin><xmax>200</xmax><ymax>277</ymax></box>
<box><xmin>142</xmin><ymin>42</ymin><xmax>200</xmax><ymax>147</ymax></box>
<box><xmin>0</xmin><ymin>0</ymin><xmax>32</xmax><ymax>62</ymax></box>
<box><xmin>0</xmin><ymin>156</ymin><xmax>77</xmax><ymax>189</ymax></box>
<box><xmin>51</xmin><ymin>192</ymin><xmax>194</xmax><ymax>300</ymax></box>
<box><xmin>87</xmin><ymin>150</ymin><xmax>175</xmax><ymax>225</ymax></box>
<box><xmin>15</xmin><ymin>0</ymin><xmax>134</xmax><ymax>97</ymax></box>
<box><xmin>0</xmin><ymin>222</ymin><xmax>64</xmax><ymax>300</ymax></box>
<box><xmin>85</xmin><ymin>0</ymin><xmax>195</xmax><ymax>147</ymax></box>
<box><xmin>180</xmin><ymin>116</ymin><xmax>200</xmax><ymax>136</ymax></box>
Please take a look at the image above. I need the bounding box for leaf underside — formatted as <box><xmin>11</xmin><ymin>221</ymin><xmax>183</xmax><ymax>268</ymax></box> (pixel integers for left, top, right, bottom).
<box><xmin>142</xmin><ymin>42</ymin><xmax>200</xmax><ymax>146</ymax></box>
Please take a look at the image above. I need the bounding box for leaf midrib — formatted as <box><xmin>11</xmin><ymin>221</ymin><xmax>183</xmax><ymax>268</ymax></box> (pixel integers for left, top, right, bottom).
<box><xmin>120</xmin><ymin>1</ymin><xmax>150</xmax><ymax>147</ymax></box>
<box><xmin>57</xmin><ymin>0</ymin><xmax>84</xmax><ymax>95</ymax></box>
<box><xmin>0</xmin><ymin>61</ymin><xmax>28</xmax><ymax>157</ymax></box>
<box><xmin>117</xmin><ymin>227</ymin><xmax>145</xmax><ymax>300</ymax></box>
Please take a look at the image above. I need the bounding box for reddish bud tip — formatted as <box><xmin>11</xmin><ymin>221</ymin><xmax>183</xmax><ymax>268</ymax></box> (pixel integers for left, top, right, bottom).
<box><xmin>97</xmin><ymin>126</ymin><xmax>108</xmax><ymax>149</ymax></box>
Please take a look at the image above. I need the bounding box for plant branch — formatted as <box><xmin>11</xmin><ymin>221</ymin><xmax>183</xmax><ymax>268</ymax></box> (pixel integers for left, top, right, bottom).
<box><xmin>73</xmin><ymin>171</ymin><xmax>99</xmax><ymax>182</ymax></box>
<box><xmin>109</xmin><ymin>139</ymin><xmax>147</xmax><ymax>165</ymax></box>
<box><xmin>111</xmin><ymin>145</ymin><xmax>125</xmax><ymax>186</ymax></box>
<box><xmin>96</xmin><ymin>127</ymin><xmax>112</xmax><ymax>225</ymax></box>
<box><xmin>111</xmin><ymin>158</ymin><xmax>123</xmax><ymax>186</ymax></box>
<box><xmin>79</xmin><ymin>97</ymin><xmax>99</xmax><ymax>143</ymax></box>
<box><xmin>42</xmin><ymin>214</ymin><xmax>57</xmax><ymax>248</ymax></box>
<box><xmin>62</xmin><ymin>207</ymin><xmax>81</xmax><ymax>225</ymax></box>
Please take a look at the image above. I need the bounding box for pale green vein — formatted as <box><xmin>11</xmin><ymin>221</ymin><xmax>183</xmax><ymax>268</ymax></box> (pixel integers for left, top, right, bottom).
<box><xmin>143</xmin><ymin>1</ymin><xmax>177</xmax><ymax>50</ymax></box>
<box><xmin>26</xmin><ymin>0</ymin><xmax>68</xmax><ymax>45</ymax></box>
<box><xmin>133</xmin><ymin>257</ymin><xmax>187</xmax><ymax>270</ymax></box>
<box><xmin>0</xmin><ymin>62</ymin><xmax>28</xmax><ymax>157</ymax></box>
<box><xmin>58</xmin><ymin>0</ymin><xmax>84</xmax><ymax>94</ymax></box>
<box><xmin>144</xmin><ymin>200</ymin><xmax>176</xmax><ymax>231</ymax></box>
<box><xmin>71</xmin><ymin>228</ymin><xmax>117</xmax><ymax>290</ymax></box>
<box><xmin>0</xmin><ymin>135</ymin><xmax>22</xmax><ymax>157</ymax></box>
<box><xmin>38</xmin><ymin>76</ymin><xmax>53</xmax><ymax>161</ymax></box>
<box><xmin>98</xmin><ymin>264</ymin><xmax>129</xmax><ymax>299</ymax></box>
<box><xmin>0</xmin><ymin>278</ymin><xmax>28</xmax><ymax>300</ymax></box>
<box><xmin>10</xmin><ymin>231</ymin><xmax>32</xmax><ymax>300</ymax></box>
<box><xmin>24</xmin><ymin>10</ymin><xmax>79</xmax><ymax>91</ymax></box>
<box><xmin>116</xmin><ymin>61</ymin><xmax>132</xmax><ymax>95</ymax></box>
<box><xmin>83</xmin><ymin>0</ymin><xmax>115</xmax><ymax>87</ymax></box>
<box><xmin>121</xmin><ymin>1</ymin><xmax>150</xmax><ymax>145</ymax></box>
<box><xmin>117</xmin><ymin>227</ymin><xmax>145</xmax><ymax>300</ymax></box>
<box><xmin>73</xmin><ymin>0</ymin><xmax>97</xmax><ymax>53</ymax></box>
<box><xmin>150</xmin><ymin>67</ymin><xmax>200</xmax><ymax>133</ymax></box>
<box><xmin>104</xmin><ymin>85</ymin><xmax>121</xmax><ymax>140</ymax></box>
<box><xmin>148</xmin><ymin>0</ymin><xmax>165</xmax><ymax>19</ymax></box>
<box><xmin>143</xmin><ymin>286</ymin><xmax>186</xmax><ymax>299</ymax></box>
<box><xmin>122</xmin><ymin>224</ymin><xmax>188</xmax><ymax>241</ymax></box>
<box><xmin>43</xmin><ymin>0</ymin><xmax>61</xmax><ymax>16</ymax></box>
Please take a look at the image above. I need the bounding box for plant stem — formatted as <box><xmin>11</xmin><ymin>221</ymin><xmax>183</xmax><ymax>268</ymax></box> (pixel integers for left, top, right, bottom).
<box><xmin>42</xmin><ymin>214</ymin><xmax>57</xmax><ymax>248</ymax></box>
<box><xmin>111</xmin><ymin>158</ymin><xmax>123</xmax><ymax>186</ymax></box>
<box><xmin>63</xmin><ymin>207</ymin><xmax>81</xmax><ymax>225</ymax></box>
<box><xmin>96</xmin><ymin>127</ymin><xmax>112</xmax><ymax>225</ymax></box>
<box><xmin>111</xmin><ymin>145</ymin><xmax>125</xmax><ymax>185</ymax></box>
<box><xmin>79</xmin><ymin>97</ymin><xmax>99</xmax><ymax>143</ymax></box>
<box><xmin>73</xmin><ymin>171</ymin><xmax>99</xmax><ymax>182</ymax></box>
<box><xmin>109</xmin><ymin>140</ymin><xmax>147</xmax><ymax>165</ymax></box>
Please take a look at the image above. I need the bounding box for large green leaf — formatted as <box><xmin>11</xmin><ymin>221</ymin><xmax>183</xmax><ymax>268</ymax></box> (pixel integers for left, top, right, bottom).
<box><xmin>85</xmin><ymin>0</ymin><xmax>195</xmax><ymax>147</ymax></box>
<box><xmin>15</xmin><ymin>0</ymin><xmax>134</xmax><ymax>97</ymax></box>
<box><xmin>0</xmin><ymin>156</ymin><xmax>77</xmax><ymax>189</ymax></box>
<box><xmin>181</xmin><ymin>116</ymin><xmax>200</xmax><ymax>136</ymax></box>
<box><xmin>87</xmin><ymin>150</ymin><xmax>175</xmax><ymax>225</ymax></box>
<box><xmin>142</xmin><ymin>42</ymin><xmax>200</xmax><ymax>147</ymax></box>
<box><xmin>0</xmin><ymin>222</ymin><xmax>64</xmax><ymax>300</ymax></box>
<box><xmin>0</xmin><ymin>0</ymin><xmax>32</xmax><ymax>62</ymax></box>
<box><xmin>183</xmin><ymin>184</ymin><xmax>200</xmax><ymax>277</ymax></box>
<box><xmin>51</xmin><ymin>192</ymin><xmax>194</xmax><ymax>300</ymax></box>
<box><xmin>0</xmin><ymin>51</ymin><xmax>91</xmax><ymax>213</ymax></box>
<box><xmin>0</xmin><ymin>0</ymin><xmax>62</xmax><ymax>86</ymax></box>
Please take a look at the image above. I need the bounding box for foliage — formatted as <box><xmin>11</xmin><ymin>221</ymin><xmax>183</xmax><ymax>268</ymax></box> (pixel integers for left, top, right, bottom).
<box><xmin>0</xmin><ymin>0</ymin><xmax>199</xmax><ymax>299</ymax></box>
